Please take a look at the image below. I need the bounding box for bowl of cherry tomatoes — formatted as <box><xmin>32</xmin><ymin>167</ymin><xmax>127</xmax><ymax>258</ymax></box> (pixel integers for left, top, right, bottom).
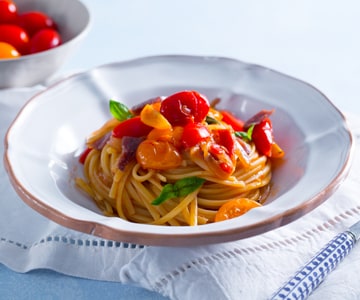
<box><xmin>0</xmin><ymin>0</ymin><xmax>90</xmax><ymax>88</ymax></box>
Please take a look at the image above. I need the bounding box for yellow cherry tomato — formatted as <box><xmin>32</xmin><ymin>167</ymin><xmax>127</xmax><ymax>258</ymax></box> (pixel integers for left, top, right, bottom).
<box><xmin>140</xmin><ymin>104</ymin><xmax>171</xmax><ymax>130</ymax></box>
<box><xmin>214</xmin><ymin>198</ymin><xmax>261</xmax><ymax>222</ymax></box>
<box><xmin>0</xmin><ymin>41</ymin><xmax>20</xmax><ymax>59</ymax></box>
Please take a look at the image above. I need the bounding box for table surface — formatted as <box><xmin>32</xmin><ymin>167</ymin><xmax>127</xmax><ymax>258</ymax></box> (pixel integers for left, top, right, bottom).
<box><xmin>2</xmin><ymin>0</ymin><xmax>360</xmax><ymax>299</ymax></box>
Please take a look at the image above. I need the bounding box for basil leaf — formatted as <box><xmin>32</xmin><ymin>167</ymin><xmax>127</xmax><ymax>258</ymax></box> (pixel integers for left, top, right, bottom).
<box><xmin>109</xmin><ymin>99</ymin><xmax>133</xmax><ymax>121</ymax></box>
<box><xmin>235</xmin><ymin>124</ymin><xmax>254</xmax><ymax>141</ymax></box>
<box><xmin>205</xmin><ymin>115</ymin><xmax>219</xmax><ymax>124</ymax></box>
<box><xmin>151</xmin><ymin>176</ymin><xmax>206</xmax><ymax>205</ymax></box>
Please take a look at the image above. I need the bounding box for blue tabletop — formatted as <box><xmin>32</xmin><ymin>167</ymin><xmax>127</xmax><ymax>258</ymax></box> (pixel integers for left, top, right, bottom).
<box><xmin>2</xmin><ymin>0</ymin><xmax>360</xmax><ymax>299</ymax></box>
<box><xmin>0</xmin><ymin>263</ymin><xmax>167</xmax><ymax>299</ymax></box>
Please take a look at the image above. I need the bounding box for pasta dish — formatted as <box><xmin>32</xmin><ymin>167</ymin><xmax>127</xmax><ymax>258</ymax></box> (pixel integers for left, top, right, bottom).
<box><xmin>76</xmin><ymin>90</ymin><xmax>284</xmax><ymax>226</ymax></box>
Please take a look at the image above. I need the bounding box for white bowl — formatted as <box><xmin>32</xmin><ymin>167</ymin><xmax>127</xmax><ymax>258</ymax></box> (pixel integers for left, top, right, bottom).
<box><xmin>0</xmin><ymin>0</ymin><xmax>90</xmax><ymax>88</ymax></box>
<box><xmin>4</xmin><ymin>55</ymin><xmax>353</xmax><ymax>246</ymax></box>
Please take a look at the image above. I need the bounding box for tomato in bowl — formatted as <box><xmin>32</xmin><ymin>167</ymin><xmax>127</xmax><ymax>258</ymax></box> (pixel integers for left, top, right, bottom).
<box><xmin>0</xmin><ymin>0</ymin><xmax>90</xmax><ymax>88</ymax></box>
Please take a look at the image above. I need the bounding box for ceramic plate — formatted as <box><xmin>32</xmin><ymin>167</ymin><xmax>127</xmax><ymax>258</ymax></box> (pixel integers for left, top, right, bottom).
<box><xmin>4</xmin><ymin>55</ymin><xmax>353</xmax><ymax>246</ymax></box>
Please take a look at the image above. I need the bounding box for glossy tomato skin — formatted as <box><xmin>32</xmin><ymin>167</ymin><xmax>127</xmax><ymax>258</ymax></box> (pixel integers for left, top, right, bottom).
<box><xmin>17</xmin><ymin>11</ymin><xmax>57</xmax><ymax>37</ymax></box>
<box><xmin>252</xmin><ymin>117</ymin><xmax>273</xmax><ymax>156</ymax></box>
<box><xmin>112</xmin><ymin>116</ymin><xmax>153</xmax><ymax>138</ymax></box>
<box><xmin>29</xmin><ymin>28</ymin><xmax>61</xmax><ymax>53</ymax></box>
<box><xmin>0</xmin><ymin>41</ymin><xmax>20</xmax><ymax>58</ymax></box>
<box><xmin>0</xmin><ymin>0</ymin><xmax>17</xmax><ymax>24</ymax></box>
<box><xmin>221</xmin><ymin>110</ymin><xmax>244</xmax><ymax>131</ymax></box>
<box><xmin>181</xmin><ymin>122</ymin><xmax>210</xmax><ymax>148</ymax></box>
<box><xmin>160</xmin><ymin>91</ymin><xmax>210</xmax><ymax>126</ymax></box>
<box><xmin>0</xmin><ymin>24</ymin><xmax>29</xmax><ymax>54</ymax></box>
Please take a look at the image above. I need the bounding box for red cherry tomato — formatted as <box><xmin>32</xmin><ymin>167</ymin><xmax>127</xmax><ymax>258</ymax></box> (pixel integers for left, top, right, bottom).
<box><xmin>212</xmin><ymin>128</ymin><xmax>236</xmax><ymax>156</ymax></box>
<box><xmin>0</xmin><ymin>24</ymin><xmax>29</xmax><ymax>54</ymax></box>
<box><xmin>29</xmin><ymin>28</ymin><xmax>61</xmax><ymax>53</ymax></box>
<box><xmin>0</xmin><ymin>41</ymin><xmax>20</xmax><ymax>58</ymax></box>
<box><xmin>181</xmin><ymin>122</ymin><xmax>210</xmax><ymax>148</ymax></box>
<box><xmin>160</xmin><ymin>91</ymin><xmax>210</xmax><ymax>126</ymax></box>
<box><xmin>112</xmin><ymin>116</ymin><xmax>153</xmax><ymax>138</ymax></box>
<box><xmin>221</xmin><ymin>110</ymin><xmax>244</xmax><ymax>131</ymax></box>
<box><xmin>17</xmin><ymin>11</ymin><xmax>57</xmax><ymax>37</ymax></box>
<box><xmin>251</xmin><ymin>117</ymin><xmax>273</xmax><ymax>157</ymax></box>
<box><xmin>0</xmin><ymin>0</ymin><xmax>17</xmax><ymax>24</ymax></box>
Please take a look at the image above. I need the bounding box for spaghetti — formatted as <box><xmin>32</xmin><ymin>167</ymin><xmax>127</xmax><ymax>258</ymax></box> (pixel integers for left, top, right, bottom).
<box><xmin>76</xmin><ymin>90</ymin><xmax>284</xmax><ymax>226</ymax></box>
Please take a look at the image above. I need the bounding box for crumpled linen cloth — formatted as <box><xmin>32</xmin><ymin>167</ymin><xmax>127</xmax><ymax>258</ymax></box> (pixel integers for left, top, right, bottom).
<box><xmin>1</xmin><ymin>87</ymin><xmax>360</xmax><ymax>300</ymax></box>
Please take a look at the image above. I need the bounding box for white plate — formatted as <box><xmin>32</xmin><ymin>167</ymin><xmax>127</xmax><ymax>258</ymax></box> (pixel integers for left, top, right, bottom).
<box><xmin>4</xmin><ymin>55</ymin><xmax>353</xmax><ymax>246</ymax></box>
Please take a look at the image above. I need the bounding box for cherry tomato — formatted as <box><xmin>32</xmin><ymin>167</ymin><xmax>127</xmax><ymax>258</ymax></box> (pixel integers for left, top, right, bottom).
<box><xmin>0</xmin><ymin>24</ymin><xmax>29</xmax><ymax>54</ymax></box>
<box><xmin>136</xmin><ymin>140</ymin><xmax>182</xmax><ymax>170</ymax></box>
<box><xmin>112</xmin><ymin>116</ymin><xmax>152</xmax><ymax>138</ymax></box>
<box><xmin>212</xmin><ymin>128</ymin><xmax>236</xmax><ymax>156</ymax></box>
<box><xmin>0</xmin><ymin>0</ymin><xmax>17</xmax><ymax>24</ymax></box>
<box><xmin>140</xmin><ymin>104</ymin><xmax>171</xmax><ymax>130</ymax></box>
<box><xmin>181</xmin><ymin>122</ymin><xmax>211</xmax><ymax>148</ymax></box>
<box><xmin>17</xmin><ymin>11</ymin><xmax>57</xmax><ymax>37</ymax></box>
<box><xmin>221</xmin><ymin>110</ymin><xmax>244</xmax><ymax>131</ymax></box>
<box><xmin>29</xmin><ymin>28</ymin><xmax>61</xmax><ymax>54</ymax></box>
<box><xmin>251</xmin><ymin>117</ymin><xmax>273</xmax><ymax>157</ymax></box>
<box><xmin>214</xmin><ymin>198</ymin><xmax>261</xmax><ymax>222</ymax></box>
<box><xmin>160</xmin><ymin>91</ymin><xmax>210</xmax><ymax>126</ymax></box>
<box><xmin>0</xmin><ymin>41</ymin><xmax>20</xmax><ymax>58</ymax></box>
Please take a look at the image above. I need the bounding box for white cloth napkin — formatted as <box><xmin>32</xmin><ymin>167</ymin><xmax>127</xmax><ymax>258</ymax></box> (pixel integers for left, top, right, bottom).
<box><xmin>1</xmin><ymin>87</ymin><xmax>360</xmax><ymax>300</ymax></box>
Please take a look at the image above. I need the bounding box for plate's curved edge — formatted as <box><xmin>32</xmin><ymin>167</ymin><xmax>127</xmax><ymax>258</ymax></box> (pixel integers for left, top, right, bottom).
<box><xmin>3</xmin><ymin>54</ymin><xmax>355</xmax><ymax>246</ymax></box>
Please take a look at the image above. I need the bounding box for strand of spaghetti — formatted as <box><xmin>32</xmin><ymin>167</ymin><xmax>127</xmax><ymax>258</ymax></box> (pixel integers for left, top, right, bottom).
<box><xmin>132</xmin><ymin>163</ymin><xmax>156</xmax><ymax>182</ymax></box>
<box><xmin>121</xmin><ymin>181</ymin><xmax>137</xmax><ymax>217</ymax></box>
<box><xmin>100</xmin><ymin>144</ymin><xmax>114</xmax><ymax>179</ymax></box>
<box><xmin>128</xmin><ymin>205</ymin><xmax>154</xmax><ymax>223</ymax></box>
<box><xmin>109</xmin><ymin>169</ymin><xmax>122</xmax><ymax>198</ymax></box>
<box><xmin>127</xmin><ymin>178</ymin><xmax>161</xmax><ymax>220</ymax></box>
<box><xmin>87</xmin><ymin>150</ymin><xmax>113</xmax><ymax>202</ymax></box>
<box><xmin>199</xmin><ymin>185</ymin><xmax>249</xmax><ymax>199</ymax></box>
<box><xmin>189</xmin><ymin>196</ymin><xmax>198</xmax><ymax>226</ymax></box>
<box><xmin>114</xmin><ymin>161</ymin><xmax>135</xmax><ymax>219</ymax></box>
<box><xmin>182</xmin><ymin>205</ymin><xmax>190</xmax><ymax>224</ymax></box>
<box><xmin>234</xmin><ymin>157</ymin><xmax>268</xmax><ymax>179</ymax></box>
<box><xmin>151</xmin><ymin>189</ymin><xmax>200</xmax><ymax>225</ymax></box>
<box><xmin>129</xmin><ymin>178</ymin><xmax>183</xmax><ymax>226</ymax></box>
<box><xmin>75</xmin><ymin>178</ymin><xmax>95</xmax><ymax>198</ymax></box>
<box><xmin>87</xmin><ymin>118</ymin><xmax>120</xmax><ymax>144</ymax></box>
<box><xmin>243</xmin><ymin>164</ymin><xmax>271</xmax><ymax>185</ymax></box>
<box><xmin>198</xmin><ymin>207</ymin><xmax>217</xmax><ymax>220</ymax></box>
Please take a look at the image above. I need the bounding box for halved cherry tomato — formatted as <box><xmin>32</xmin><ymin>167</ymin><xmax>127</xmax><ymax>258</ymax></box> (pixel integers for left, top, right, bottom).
<box><xmin>0</xmin><ymin>0</ymin><xmax>17</xmax><ymax>24</ymax></box>
<box><xmin>112</xmin><ymin>116</ymin><xmax>152</xmax><ymax>138</ymax></box>
<box><xmin>140</xmin><ymin>104</ymin><xmax>171</xmax><ymax>130</ymax></box>
<box><xmin>221</xmin><ymin>110</ymin><xmax>244</xmax><ymax>131</ymax></box>
<box><xmin>208</xmin><ymin>143</ymin><xmax>235</xmax><ymax>176</ymax></box>
<box><xmin>212</xmin><ymin>128</ymin><xmax>236</xmax><ymax>156</ymax></box>
<box><xmin>17</xmin><ymin>11</ymin><xmax>57</xmax><ymax>37</ymax></box>
<box><xmin>181</xmin><ymin>122</ymin><xmax>210</xmax><ymax>148</ymax></box>
<box><xmin>29</xmin><ymin>28</ymin><xmax>61</xmax><ymax>54</ymax></box>
<box><xmin>251</xmin><ymin>117</ymin><xmax>273</xmax><ymax>157</ymax></box>
<box><xmin>136</xmin><ymin>140</ymin><xmax>182</xmax><ymax>170</ymax></box>
<box><xmin>160</xmin><ymin>90</ymin><xmax>210</xmax><ymax>126</ymax></box>
<box><xmin>0</xmin><ymin>41</ymin><xmax>20</xmax><ymax>58</ymax></box>
<box><xmin>0</xmin><ymin>24</ymin><xmax>29</xmax><ymax>54</ymax></box>
<box><xmin>214</xmin><ymin>198</ymin><xmax>261</xmax><ymax>222</ymax></box>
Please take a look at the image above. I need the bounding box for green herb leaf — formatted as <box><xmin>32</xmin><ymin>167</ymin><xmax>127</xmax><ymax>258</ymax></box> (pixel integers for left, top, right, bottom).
<box><xmin>151</xmin><ymin>176</ymin><xmax>206</xmax><ymax>205</ymax></box>
<box><xmin>205</xmin><ymin>115</ymin><xmax>219</xmax><ymax>125</ymax></box>
<box><xmin>109</xmin><ymin>99</ymin><xmax>133</xmax><ymax>121</ymax></box>
<box><xmin>235</xmin><ymin>124</ymin><xmax>254</xmax><ymax>141</ymax></box>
